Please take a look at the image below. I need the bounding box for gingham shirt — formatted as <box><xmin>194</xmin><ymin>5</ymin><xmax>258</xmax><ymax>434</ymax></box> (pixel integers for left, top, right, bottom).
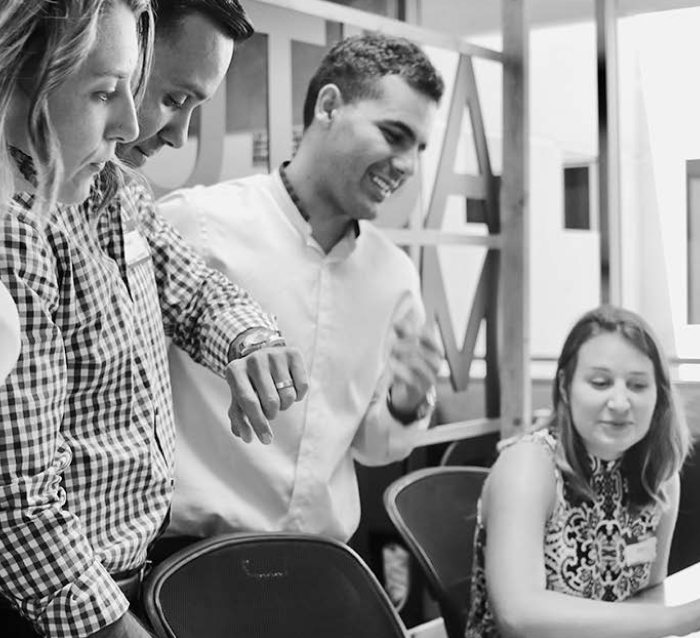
<box><xmin>0</xmin><ymin>176</ymin><xmax>276</xmax><ymax>638</ymax></box>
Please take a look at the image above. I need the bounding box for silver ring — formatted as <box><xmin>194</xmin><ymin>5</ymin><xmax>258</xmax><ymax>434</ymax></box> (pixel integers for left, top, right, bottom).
<box><xmin>275</xmin><ymin>380</ymin><xmax>295</xmax><ymax>391</ymax></box>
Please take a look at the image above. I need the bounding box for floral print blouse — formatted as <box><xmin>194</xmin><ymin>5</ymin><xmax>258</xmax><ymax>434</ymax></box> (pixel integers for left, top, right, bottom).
<box><xmin>465</xmin><ymin>429</ymin><xmax>662</xmax><ymax>638</ymax></box>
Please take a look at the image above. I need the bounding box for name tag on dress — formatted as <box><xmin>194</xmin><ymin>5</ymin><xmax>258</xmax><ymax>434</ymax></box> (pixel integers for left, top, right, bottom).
<box><xmin>124</xmin><ymin>229</ymin><xmax>151</xmax><ymax>267</ymax></box>
<box><xmin>624</xmin><ymin>536</ymin><xmax>657</xmax><ymax>566</ymax></box>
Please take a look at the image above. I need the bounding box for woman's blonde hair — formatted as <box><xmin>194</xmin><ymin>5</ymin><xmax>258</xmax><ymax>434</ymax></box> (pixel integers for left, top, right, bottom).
<box><xmin>0</xmin><ymin>0</ymin><xmax>153</xmax><ymax>218</ymax></box>
<box><xmin>547</xmin><ymin>305</ymin><xmax>691</xmax><ymax>508</ymax></box>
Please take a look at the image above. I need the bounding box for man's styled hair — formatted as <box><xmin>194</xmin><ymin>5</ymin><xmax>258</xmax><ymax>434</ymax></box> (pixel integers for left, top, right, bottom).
<box><xmin>0</xmin><ymin>0</ymin><xmax>153</xmax><ymax>217</ymax></box>
<box><xmin>547</xmin><ymin>304</ymin><xmax>690</xmax><ymax>508</ymax></box>
<box><xmin>302</xmin><ymin>32</ymin><xmax>444</xmax><ymax>129</ymax></box>
<box><xmin>153</xmin><ymin>0</ymin><xmax>254</xmax><ymax>42</ymax></box>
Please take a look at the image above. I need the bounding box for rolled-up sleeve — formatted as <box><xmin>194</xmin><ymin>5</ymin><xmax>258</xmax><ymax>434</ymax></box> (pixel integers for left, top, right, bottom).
<box><xmin>0</xmin><ymin>211</ymin><xmax>128</xmax><ymax>638</ymax></box>
<box><xmin>126</xmin><ymin>182</ymin><xmax>278</xmax><ymax>376</ymax></box>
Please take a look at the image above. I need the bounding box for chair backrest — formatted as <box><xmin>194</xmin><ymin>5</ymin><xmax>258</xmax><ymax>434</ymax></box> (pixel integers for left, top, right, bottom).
<box><xmin>142</xmin><ymin>533</ymin><xmax>409</xmax><ymax>638</ymax></box>
<box><xmin>384</xmin><ymin>466</ymin><xmax>489</xmax><ymax>638</ymax></box>
<box><xmin>439</xmin><ymin>433</ymin><xmax>498</xmax><ymax>467</ymax></box>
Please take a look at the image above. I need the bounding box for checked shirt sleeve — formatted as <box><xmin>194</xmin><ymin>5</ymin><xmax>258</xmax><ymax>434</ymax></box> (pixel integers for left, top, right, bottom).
<box><xmin>0</xmin><ymin>209</ymin><xmax>128</xmax><ymax>638</ymax></box>
<box><xmin>125</xmin><ymin>181</ymin><xmax>278</xmax><ymax>376</ymax></box>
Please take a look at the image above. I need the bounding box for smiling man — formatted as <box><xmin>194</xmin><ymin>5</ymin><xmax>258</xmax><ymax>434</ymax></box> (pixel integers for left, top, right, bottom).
<box><xmin>157</xmin><ymin>33</ymin><xmax>445</xmax><ymax>547</ymax></box>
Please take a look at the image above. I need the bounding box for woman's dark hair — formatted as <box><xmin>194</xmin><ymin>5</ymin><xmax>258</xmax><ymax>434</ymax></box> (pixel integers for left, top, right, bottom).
<box><xmin>548</xmin><ymin>305</ymin><xmax>690</xmax><ymax>508</ymax></box>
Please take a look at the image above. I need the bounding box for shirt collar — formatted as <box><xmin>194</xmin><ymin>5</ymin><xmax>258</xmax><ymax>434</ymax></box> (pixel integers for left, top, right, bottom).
<box><xmin>278</xmin><ymin>161</ymin><xmax>360</xmax><ymax>239</ymax></box>
<box><xmin>587</xmin><ymin>452</ymin><xmax>622</xmax><ymax>475</ymax></box>
<box><xmin>8</xmin><ymin>145</ymin><xmax>109</xmax><ymax>222</ymax></box>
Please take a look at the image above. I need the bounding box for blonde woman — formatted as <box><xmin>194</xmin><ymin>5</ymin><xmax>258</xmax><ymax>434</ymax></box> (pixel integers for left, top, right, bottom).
<box><xmin>0</xmin><ymin>2</ymin><xmax>157</xmax><ymax>637</ymax></box>
<box><xmin>466</xmin><ymin>305</ymin><xmax>700</xmax><ymax>638</ymax></box>
<box><xmin>0</xmin><ymin>0</ymin><xmax>150</xmax><ymax>395</ymax></box>
<box><xmin>0</xmin><ymin>0</ymin><xmax>308</xmax><ymax>636</ymax></box>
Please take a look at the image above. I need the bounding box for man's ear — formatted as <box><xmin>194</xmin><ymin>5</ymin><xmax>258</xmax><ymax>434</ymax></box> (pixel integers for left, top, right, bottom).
<box><xmin>315</xmin><ymin>84</ymin><xmax>343</xmax><ymax>124</ymax></box>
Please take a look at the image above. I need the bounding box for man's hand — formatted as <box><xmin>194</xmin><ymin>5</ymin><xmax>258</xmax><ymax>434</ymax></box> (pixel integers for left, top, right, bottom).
<box><xmin>387</xmin><ymin>321</ymin><xmax>442</xmax><ymax>421</ymax></box>
<box><xmin>225</xmin><ymin>345</ymin><xmax>308</xmax><ymax>444</ymax></box>
<box><xmin>89</xmin><ymin>612</ymin><xmax>154</xmax><ymax>638</ymax></box>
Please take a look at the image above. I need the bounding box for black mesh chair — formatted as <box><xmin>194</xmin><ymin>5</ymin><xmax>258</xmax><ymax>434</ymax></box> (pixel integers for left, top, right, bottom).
<box><xmin>141</xmin><ymin>532</ymin><xmax>409</xmax><ymax>638</ymax></box>
<box><xmin>384</xmin><ymin>466</ymin><xmax>489</xmax><ymax>638</ymax></box>
<box><xmin>439</xmin><ymin>433</ymin><xmax>498</xmax><ymax>467</ymax></box>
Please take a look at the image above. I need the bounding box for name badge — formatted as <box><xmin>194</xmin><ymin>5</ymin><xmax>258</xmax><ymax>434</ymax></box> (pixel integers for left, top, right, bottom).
<box><xmin>624</xmin><ymin>536</ymin><xmax>657</xmax><ymax>566</ymax></box>
<box><xmin>124</xmin><ymin>229</ymin><xmax>151</xmax><ymax>267</ymax></box>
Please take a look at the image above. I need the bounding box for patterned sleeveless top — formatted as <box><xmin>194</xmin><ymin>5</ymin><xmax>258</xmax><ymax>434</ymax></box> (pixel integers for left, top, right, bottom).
<box><xmin>465</xmin><ymin>429</ymin><xmax>661</xmax><ymax>638</ymax></box>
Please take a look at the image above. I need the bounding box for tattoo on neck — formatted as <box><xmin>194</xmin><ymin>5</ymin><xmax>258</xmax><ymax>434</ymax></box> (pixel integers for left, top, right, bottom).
<box><xmin>9</xmin><ymin>146</ymin><xmax>38</xmax><ymax>187</ymax></box>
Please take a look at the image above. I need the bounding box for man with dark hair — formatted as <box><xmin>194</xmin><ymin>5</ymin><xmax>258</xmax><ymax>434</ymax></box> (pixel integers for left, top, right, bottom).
<box><xmin>119</xmin><ymin>0</ymin><xmax>254</xmax><ymax>167</ymax></box>
<box><xmin>117</xmin><ymin>0</ymin><xmax>307</xmax><ymax>450</ymax></box>
<box><xmin>301</xmin><ymin>31</ymin><xmax>444</xmax><ymax>128</ymax></box>
<box><xmin>0</xmin><ymin>2</ymin><xmax>307</xmax><ymax>638</ymax></box>
<box><xmin>159</xmin><ymin>33</ymin><xmax>445</xmax><ymax>545</ymax></box>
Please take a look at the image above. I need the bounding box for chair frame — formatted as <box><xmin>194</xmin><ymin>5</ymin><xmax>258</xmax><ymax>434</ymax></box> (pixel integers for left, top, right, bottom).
<box><xmin>439</xmin><ymin>434</ymin><xmax>498</xmax><ymax>467</ymax></box>
<box><xmin>384</xmin><ymin>466</ymin><xmax>489</xmax><ymax>638</ymax></box>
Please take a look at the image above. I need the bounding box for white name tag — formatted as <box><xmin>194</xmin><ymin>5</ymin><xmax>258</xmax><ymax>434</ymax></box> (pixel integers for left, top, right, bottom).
<box><xmin>124</xmin><ymin>229</ymin><xmax>150</xmax><ymax>267</ymax></box>
<box><xmin>624</xmin><ymin>536</ymin><xmax>657</xmax><ymax>566</ymax></box>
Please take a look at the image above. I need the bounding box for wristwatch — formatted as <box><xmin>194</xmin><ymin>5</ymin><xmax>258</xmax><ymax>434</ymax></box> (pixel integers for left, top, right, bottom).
<box><xmin>387</xmin><ymin>385</ymin><xmax>436</xmax><ymax>425</ymax></box>
<box><xmin>229</xmin><ymin>327</ymin><xmax>286</xmax><ymax>360</ymax></box>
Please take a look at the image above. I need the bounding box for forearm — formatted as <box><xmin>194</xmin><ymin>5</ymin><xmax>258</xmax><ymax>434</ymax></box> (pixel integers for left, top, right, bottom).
<box><xmin>171</xmin><ymin>270</ymin><xmax>277</xmax><ymax>373</ymax></box>
<box><xmin>0</xmin><ymin>496</ymin><xmax>129</xmax><ymax>637</ymax></box>
<box><xmin>0</xmin><ymin>276</ymin><xmax>127</xmax><ymax>636</ymax></box>
<box><xmin>496</xmin><ymin>590</ymin><xmax>700</xmax><ymax>638</ymax></box>
<box><xmin>484</xmin><ymin>451</ymin><xmax>699</xmax><ymax>638</ymax></box>
<box><xmin>143</xmin><ymin>199</ymin><xmax>277</xmax><ymax>374</ymax></box>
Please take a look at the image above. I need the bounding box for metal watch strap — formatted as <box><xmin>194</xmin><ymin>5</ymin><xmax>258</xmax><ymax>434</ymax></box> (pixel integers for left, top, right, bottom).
<box><xmin>235</xmin><ymin>329</ymin><xmax>286</xmax><ymax>359</ymax></box>
<box><xmin>239</xmin><ymin>335</ymin><xmax>285</xmax><ymax>358</ymax></box>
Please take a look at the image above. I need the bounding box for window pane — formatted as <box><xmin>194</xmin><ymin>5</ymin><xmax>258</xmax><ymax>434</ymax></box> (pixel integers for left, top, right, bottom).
<box><xmin>564</xmin><ymin>166</ymin><xmax>591</xmax><ymax>230</ymax></box>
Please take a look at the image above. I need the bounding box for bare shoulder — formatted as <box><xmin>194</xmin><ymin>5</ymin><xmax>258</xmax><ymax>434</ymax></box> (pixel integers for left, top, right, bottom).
<box><xmin>483</xmin><ymin>437</ymin><xmax>559</xmax><ymax>524</ymax></box>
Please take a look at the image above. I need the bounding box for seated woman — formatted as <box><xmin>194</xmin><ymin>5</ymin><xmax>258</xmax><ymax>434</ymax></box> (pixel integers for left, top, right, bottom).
<box><xmin>465</xmin><ymin>305</ymin><xmax>700</xmax><ymax>638</ymax></box>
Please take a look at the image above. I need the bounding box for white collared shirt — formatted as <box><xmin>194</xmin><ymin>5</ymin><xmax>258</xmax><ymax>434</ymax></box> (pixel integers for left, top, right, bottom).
<box><xmin>159</xmin><ymin>171</ymin><xmax>431</xmax><ymax>541</ymax></box>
